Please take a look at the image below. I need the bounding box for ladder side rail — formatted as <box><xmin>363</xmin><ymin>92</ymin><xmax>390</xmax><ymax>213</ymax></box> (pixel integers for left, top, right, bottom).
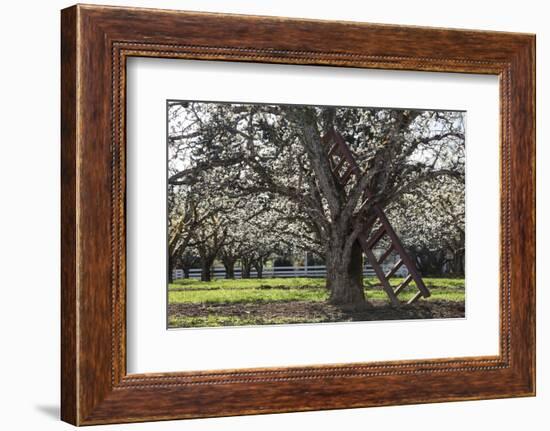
<box><xmin>331</xmin><ymin>129</ymin><xmax>360</xmax><ymax>169</ymax></box>
<box><xmin>374</xmin><ymin>207</ymin><xmax>430</xmax><ymax>298</ymax></box>
<box><xmin>360</xmin><ymin>239</ymin><xmax>400</xmax><ymax>306</ymax></box>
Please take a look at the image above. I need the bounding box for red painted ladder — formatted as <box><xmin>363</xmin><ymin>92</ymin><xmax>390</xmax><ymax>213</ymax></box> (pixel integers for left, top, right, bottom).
<box><xmin>323</xmin><ymin>128</ymin><xmax>431</xmax><ymax>305</ymax></box>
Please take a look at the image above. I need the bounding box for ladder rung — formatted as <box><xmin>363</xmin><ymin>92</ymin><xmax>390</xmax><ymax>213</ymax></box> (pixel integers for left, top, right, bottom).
<box><xmin>331</xmin><ymin>156</ymin><xmax>346</xmax><ymax>175</ymax></box>
<box><xmin>365</xmin><ymin>225</ymin><xmax>386</xmax><ymax>249</ymax></box>
<box><xmin>377</xmin><ymin>245</ymin><xmax>394</xmax><ymax>265</ymax></box>
<box><xmin>364</xmin><ymin>249</ymin><xmax>400</xmax><ymax>307</ymax></box>
<box><xmin>340</xmin><ymin>165</ymin><xmax>356</xmax><ymax>185</ymax></box>
<box><xmin>328</xmin><ymin>143</ymin><xmax>340</xmax><ymax>157</ymax></box>
<box><xmin>393</xmin><ymin>274</ymin><xmax>413</xmax><ymax>296</ymax></box>
<box><xmin>384</xmin><ymin>259</ymin><xmax>403</xmax><ymax>280</ymax></box>
<box><xmin>407</xmin><ymin>290</ymin><xmax>423</xmax><ymax>304</ymax></box>
<box><xmin>358</xmin><ymin>197</ymin><xmax>371</xmax><ymax>214</ymax></box>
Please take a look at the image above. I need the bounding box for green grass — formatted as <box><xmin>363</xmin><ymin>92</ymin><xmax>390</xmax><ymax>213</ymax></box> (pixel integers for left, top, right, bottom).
<box><xmin>170</xmin><ymin>277</ymin><xmax>325</xmax><ymax>290</ymax></box>
<box><xmin>168</xmin><ymin>315</ymin><xmax>328</xmax><ymax>328</ymax></box>
<box><xmin>170</xmin><ymin>276</ymin><xmax>464</xmax><ymax>290</ymax></box>
<box><xmin>168</xmin><ymin>277</ymin><xmax>464</xmax><ymax>305</ymax></box>
<box><xmin>169</xmin><ymin>287</ymin><xmax>326</xmax><ymax>304</ymax></box>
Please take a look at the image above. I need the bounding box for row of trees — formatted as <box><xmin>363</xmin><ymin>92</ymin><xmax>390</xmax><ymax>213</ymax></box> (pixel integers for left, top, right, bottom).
<box><xmin>168</xmin><ymin>101</ymin><xmax>465</xmax><ymax>308</ymax></box>
<box><xmin>168</xmin><ymin>188</ymin><xmax>306</xmax><ymax>282</ymax></box>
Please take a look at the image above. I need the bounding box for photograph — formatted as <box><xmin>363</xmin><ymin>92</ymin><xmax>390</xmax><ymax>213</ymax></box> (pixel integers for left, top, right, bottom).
<box><xmin>167</xmin><ymin>100</ymin><xmax>466</xmax><ymax>328</ymax></box>
<box><xmin>45</xmin><ymin>2</ymin><xmax>536</xmax><ymax>426</ymax></box>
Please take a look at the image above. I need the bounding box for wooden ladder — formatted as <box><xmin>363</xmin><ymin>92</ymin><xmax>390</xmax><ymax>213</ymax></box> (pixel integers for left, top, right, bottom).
<box><xmin>323</xmin><ymin>128</ymin><xmax>431</xmax><ymax>305</ymax></box>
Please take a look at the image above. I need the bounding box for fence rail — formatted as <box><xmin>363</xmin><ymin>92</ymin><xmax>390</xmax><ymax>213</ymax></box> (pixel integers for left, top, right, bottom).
<box><xmin>172</xmin><ymin>264</ymin><xmax>409</xmax><ymax>280</ymax></box>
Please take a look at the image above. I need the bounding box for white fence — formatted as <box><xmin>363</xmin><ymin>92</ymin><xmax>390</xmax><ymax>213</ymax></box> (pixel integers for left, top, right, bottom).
<box><xmin>172</xmin><ymin>264</ymin><xmax>408</xmax><ymax>280</ymax></box>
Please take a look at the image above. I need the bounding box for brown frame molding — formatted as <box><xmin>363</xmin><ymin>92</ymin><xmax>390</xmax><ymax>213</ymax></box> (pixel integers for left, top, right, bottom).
<box><xmin>61</xmin><ymin>4</ymin><xmax>535</xmax><ymax>425</ymax></box>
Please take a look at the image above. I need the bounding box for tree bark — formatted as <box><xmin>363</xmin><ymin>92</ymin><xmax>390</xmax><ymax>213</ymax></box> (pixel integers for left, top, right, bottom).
<box><xmin>168</xmin><ymin>255</ymin><xmax>175</xmax><ymax>283</ymax></box>
<box><xmin>200</xmin><ymin>258</ymin><xmax>214</xmax><ymax>282</ymax></box>
<box><xmin>253</xmin><ymin>260</ymin><xmax>264</xmax><ymax>279</ymax></box>
<box><xmin>182</xmin><ymin>267</ymin><xmax>190</xmax><ymax>279</ymax></box>
<box><xmin>223</xmin><ymin>260</ymin><xmax>236</xmax><ymax>279</ymax></box>
<box><xmin>326</xmin><ymin>239</ymin><xmax>367</xmax><ymax>310</ymax></box>
<box><xmin>448</xmin><ymin>248</ymin><xmax>465</xmax><ymax>276</ymax></box>
<box><xmin>241</xmin><ymin>257</ymin><xmax>252</xmax><ymax>279</ymax></box>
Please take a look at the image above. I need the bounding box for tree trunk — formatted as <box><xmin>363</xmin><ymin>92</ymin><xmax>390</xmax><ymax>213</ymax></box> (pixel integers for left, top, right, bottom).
<box><xmin>182</xmin><ymin>267</ymin><xmax>190</xmax><ymax>279</ymax></box>
<box><xmin>168</xmin><ymin>255</ymin><xmax>175</xmax><ymax>283</ymax></box>
<box><xmin>448</xmin><ymin>248</ymin><xmax>465</xmax><ymax>276</ymax></box>
<box><xmin>241</xmin><ymin>258</ymin><xmax>252</xmax><ymax>279</ymax></box>
<box><xmin>201</xmin><ymin>258</ymin><xmax>214</xmax><ymax>282</ymax></box>
<box><xmin>326</xmin><ymin>240</ymin><xmax>367</xmax><ymax>310</ymax></box>
<box><xmin>223</xmin><ymin>260</ymin><xmax>235</xmax><ymax>279</ymax></box>
<box><xmin>254</xmin><ymin>261</ymin><xmax>264</xmax><ymax>279</ymax></box>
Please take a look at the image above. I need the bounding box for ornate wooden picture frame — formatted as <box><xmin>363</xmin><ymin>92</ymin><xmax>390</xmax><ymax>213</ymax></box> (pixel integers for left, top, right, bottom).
<box><xmin>61</xmin><ymin>4</ymin><xmax>535</xmax><ymax>425</ymax></box>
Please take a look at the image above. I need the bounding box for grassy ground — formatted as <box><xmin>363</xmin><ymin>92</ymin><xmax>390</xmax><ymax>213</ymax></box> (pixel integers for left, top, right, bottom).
<box><xmin>168</xmin><ymin>277</ymin><xmax>465</xmax><ymax>328</ymax></box>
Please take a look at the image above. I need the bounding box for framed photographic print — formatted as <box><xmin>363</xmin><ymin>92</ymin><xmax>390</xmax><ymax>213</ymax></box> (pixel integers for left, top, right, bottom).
<box><xmin>61</xmin><ymin>4</ymin><xmax>535</xmax><ymax>425</ymax></box>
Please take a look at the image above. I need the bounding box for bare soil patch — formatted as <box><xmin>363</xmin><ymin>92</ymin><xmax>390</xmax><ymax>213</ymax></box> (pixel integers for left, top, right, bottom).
<box><xmin>168</xmin><ymin>299</ymin><xmax>465</xmax><ymax>327</ymax></box>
